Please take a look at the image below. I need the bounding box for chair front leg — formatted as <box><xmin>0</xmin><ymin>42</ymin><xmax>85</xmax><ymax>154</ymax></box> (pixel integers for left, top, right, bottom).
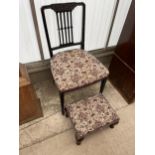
<box><xmin>59</xmin><ymin>92</ymin><xmax>65</xmax><ymax>115</ymax></box>
<box><xmin>100</xmin><ymin>78</ymin><xmax>107</xmax><ymax>93</ymax></box>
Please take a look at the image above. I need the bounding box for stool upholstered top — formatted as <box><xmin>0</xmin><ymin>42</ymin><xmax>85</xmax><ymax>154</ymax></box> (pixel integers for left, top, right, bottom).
<box><xmin>66</xmin><ymin>94</ymin><xmax>119</xmax><ymax>138</ymax></box>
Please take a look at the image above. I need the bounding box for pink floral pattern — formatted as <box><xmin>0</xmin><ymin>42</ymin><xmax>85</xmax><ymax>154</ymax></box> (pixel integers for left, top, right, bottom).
<box><xmin>66</xmin><ymin>94</ymin><xmax>119</xmax><ymax>138</ymax></box>
<box><xmin>50</xmin><ymin>49</ymin><xmax>109</xmax><ymax>92</ymax></box>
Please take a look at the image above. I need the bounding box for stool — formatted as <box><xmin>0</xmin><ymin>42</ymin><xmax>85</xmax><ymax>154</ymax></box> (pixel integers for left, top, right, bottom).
<box><xmin>65</xmin><ymin>94</ymin><xmax>119</xmax><ymax>145</ymax></box>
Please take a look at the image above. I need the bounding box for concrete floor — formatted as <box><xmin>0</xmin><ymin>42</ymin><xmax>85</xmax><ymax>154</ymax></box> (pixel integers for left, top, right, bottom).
<box><xmin>19</xmin><ymin>79</ymin><xmax>135</xmax><ymax>155</ymax></box>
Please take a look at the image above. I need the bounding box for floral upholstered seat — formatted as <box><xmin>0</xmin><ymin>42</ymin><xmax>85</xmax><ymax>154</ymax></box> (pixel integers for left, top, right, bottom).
<box><xmin>50</xmin><ymin>49</ymin><xmax>109</xmax><ymax>92</ymax></box>
<box><xmin>66</xmin><ymin>94</ymin><xmax>119</xmax><ymax>140</ymax></box>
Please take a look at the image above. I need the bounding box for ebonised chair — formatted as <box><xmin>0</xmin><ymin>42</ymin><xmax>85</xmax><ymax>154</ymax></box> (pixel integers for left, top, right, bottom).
<box><xmin>41</xmin><ymin>2</ymin><xmax>109</xmax><ymax>115</ymax></box>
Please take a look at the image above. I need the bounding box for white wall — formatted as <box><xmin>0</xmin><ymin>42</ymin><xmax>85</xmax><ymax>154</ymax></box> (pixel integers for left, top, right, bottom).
<box><xmin>19</xmin><ymin>0</ymin><xmax>132</xmax><ymax>63</ymax></box>
<box><xmin>19</xmin><ymin>0</ymin><xmax>40</xmax><ymax>63</ymax></box>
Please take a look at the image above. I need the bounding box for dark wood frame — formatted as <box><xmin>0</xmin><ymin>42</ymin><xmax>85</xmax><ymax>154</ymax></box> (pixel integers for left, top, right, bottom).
<box><xmin>109</xmin><ymin>0</ymin><xmax>135</xmax><ymax>103</ymax></box>
<box><xmin>41</xmin><ymin>2</ymin><xmax>85</xmax><ymax>57</ymax></box>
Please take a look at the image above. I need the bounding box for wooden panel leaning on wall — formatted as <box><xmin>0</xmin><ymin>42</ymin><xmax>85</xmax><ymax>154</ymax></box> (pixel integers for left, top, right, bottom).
<box><xmin>19</xmin><ymin>63</ymin><xmax>43</xmax><ymax>125</ymax></box>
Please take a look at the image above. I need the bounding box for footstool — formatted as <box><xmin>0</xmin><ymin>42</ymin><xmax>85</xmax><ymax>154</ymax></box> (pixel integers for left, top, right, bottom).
<box><xmin>65</xmin><ymin>94</ymin><xmax>119</xmax><ymax>145</ymax></box>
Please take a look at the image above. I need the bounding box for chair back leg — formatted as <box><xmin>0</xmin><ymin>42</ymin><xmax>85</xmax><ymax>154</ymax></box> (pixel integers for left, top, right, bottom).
<box><xmin>100</xmin><ymin>78</ymin><xmax>107</xmax><ymax>93</ymax></box>
<box><xmin>59</xmin><ymin>92</ymin><xmax>65</xmax><ymax>115</ymax></box>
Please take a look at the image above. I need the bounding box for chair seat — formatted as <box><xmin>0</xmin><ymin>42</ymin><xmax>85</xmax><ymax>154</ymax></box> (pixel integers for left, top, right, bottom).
<box><xmin>50</xmin><ymin>49</ymin><xmax>109</xmax><ymax>92</ymax></box>
<box><xmin>66</xmin><ymin>94</ymin><xmax>119</xmax><ymax>139</ymax></box>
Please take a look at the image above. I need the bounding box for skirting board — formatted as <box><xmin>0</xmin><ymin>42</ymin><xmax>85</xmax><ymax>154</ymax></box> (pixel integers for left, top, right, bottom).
<box><xmin>26</xmin><ymin>46</ymin><xmax>116</xmax><ymax>74</ymax></box>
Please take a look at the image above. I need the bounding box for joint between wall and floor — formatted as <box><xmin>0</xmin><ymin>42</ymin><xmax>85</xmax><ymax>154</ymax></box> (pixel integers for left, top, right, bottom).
<box><xmin>26</xmin><ymin>46</ymin><xmax>116</xmax><ymax>74</ymax></box>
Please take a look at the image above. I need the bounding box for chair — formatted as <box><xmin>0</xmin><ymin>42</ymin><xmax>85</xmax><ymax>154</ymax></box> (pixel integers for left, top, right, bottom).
<box><xmin>41</xmin><ymin>2</ymin><xmax>109</xmax><ymax>115</ymax></box>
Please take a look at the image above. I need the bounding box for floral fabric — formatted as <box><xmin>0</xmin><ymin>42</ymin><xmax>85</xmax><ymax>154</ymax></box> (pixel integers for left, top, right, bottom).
<box><xmin>50</xmin><ymin>49</ymin><xmax>109</xmax><ymax>92</ymax></box>
<box><xmin>66</xmin><ymin>94</ymin><xmax>119</xmax><ymax>138</ymax></box>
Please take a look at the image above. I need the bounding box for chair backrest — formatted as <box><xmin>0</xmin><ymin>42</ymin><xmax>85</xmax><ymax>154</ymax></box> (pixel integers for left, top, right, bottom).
<box><xmin>41</xmin><ymin>2</ymin><xmax>86</xmax><ymax>57</ymax></box>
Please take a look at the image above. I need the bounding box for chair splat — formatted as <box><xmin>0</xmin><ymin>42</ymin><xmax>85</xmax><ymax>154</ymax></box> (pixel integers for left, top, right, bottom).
<box><xmin>41</xmin><ymin>2</ymin><xmax>85</xmax><ymax>57</ymax></box>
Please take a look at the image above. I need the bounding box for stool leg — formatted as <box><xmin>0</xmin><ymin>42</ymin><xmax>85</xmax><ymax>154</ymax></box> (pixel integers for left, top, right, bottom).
<box><xmin>109</xmin><ymin>121</ymin><xmax>119</xmax><ymax>129</ymax></box>
<box><xmin>110</xmin><ymin>124</ymin><xmax>114</xmax><ymax>128</ymax></box>
<box><xmin>75</xmin><ymin>134</ymin><xmax>84</xmax><ymax>145</ymax></box>
<box><xmin>76</xmin><ymin>137</ymin><xmax>84</xmax><ymax>145</ymax></box>
<box><xmin>100</xmin><ymin>78</ymin><xmax>107</xmax><ymax>93</ymax></box>
<box><xmin>59</xmin><ymin>92</ymin><xmax>64</xmax><ymax>115</ymax></box>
